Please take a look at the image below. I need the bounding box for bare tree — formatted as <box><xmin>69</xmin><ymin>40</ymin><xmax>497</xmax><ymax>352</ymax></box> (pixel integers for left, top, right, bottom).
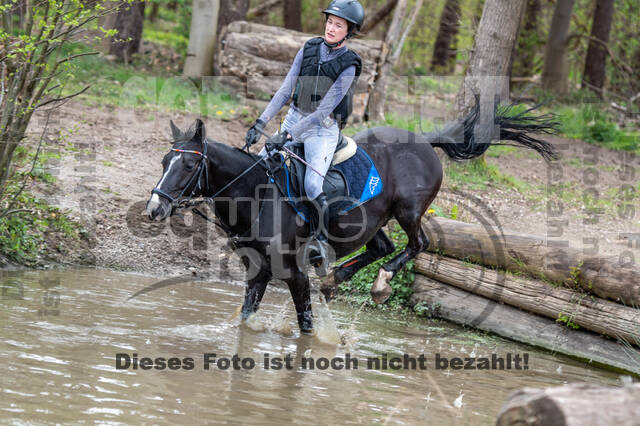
<box><xmin>456</xmin><ymin>0</ymin><xmax>527</xmax><ymax>113</ymax></box>
<box><xmin>109</xmin><ymin>0</ymin><xmax>146</xmax><ymax>63</ymax></box>
<box><xmin>217</xmin><ymin>0</ymin><xmax>249</xmax><ymax>36</ymax></box>
<box><xmin>0</xmin><ymin>0</ymin><xmax>120</xmax><ymax>198</ymax></box>
<box><xmin>184</xmin><ymin>0</ymin><xmax>220</xmax><ymax>77</ymax></box>
<box><xmin>284</xmin><ymin>0</ymin><xmax>302</xmax><ymax>31</ymax></box>
<box><xmin>430</xmin><ymin>0</ymin><xmax>461</xmax><ymax>74</ymax></box>
<box><xmin>366</xmin><ymin>0</ymin><xmax>426</xmax><ymax>121</ymax></box>
<box><xmin>512</xmin><ymin>0</ymin><xmax>542</xmax><ymax>77</ymax></box>
<box><xmin>541</xmin><ymin>0</ymin><xmax>576</xmax><ymax>95</ymax></box>
<box><xmin>582</xmin><ymin>0</ymin><xmax>615</xmax><ymax>97</ymax></box>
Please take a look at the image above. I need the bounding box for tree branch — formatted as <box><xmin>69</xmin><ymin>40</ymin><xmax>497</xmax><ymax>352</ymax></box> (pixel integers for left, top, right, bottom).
<box><xmin>0</xmin><ymin>108</ymin><xmax>51</xmax><ymax>217</ymax></box>
<box><xmin>567</xmin><ymin>33</ymin><xmax>633</xmax><ymax>74</ymax></box>
<box><xmin>36</xmin><ymin>85</ymin><xmax>90</xmax><ymax>109</ymax></box>
<box><xmin>390</xmin><ymin>0</ymin><xmax>423</xmax><ymax>63</ymax></box>
<box><xmin>360</xmin><ymin>0</ymin><xmax>399</xmax><ymax>34</ymax></box>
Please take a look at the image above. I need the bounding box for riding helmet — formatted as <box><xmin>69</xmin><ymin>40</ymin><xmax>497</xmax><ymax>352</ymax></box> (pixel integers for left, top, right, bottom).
<box><xmin>323</xmin><ymin>0</ymin><xmax>365</xmax><ymax>33</ymax></box>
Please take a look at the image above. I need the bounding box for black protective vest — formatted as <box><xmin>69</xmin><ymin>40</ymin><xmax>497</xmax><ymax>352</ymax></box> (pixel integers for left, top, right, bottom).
<box><xmin>292</xmin><ymin>37</ymin><xmax>362</xmax><ymax>129</ymax></box>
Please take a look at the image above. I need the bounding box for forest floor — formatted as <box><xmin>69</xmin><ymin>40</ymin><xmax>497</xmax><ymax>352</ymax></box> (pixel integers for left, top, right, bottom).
<box><xmin>18</xmin><ymin>96</ymin><xmax>640</xmax><ymax>282</ymax></box>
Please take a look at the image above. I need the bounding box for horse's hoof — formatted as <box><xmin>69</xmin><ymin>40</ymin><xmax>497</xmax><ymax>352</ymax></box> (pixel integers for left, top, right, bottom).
<box><xmin>319</xmin><ymin>270</ymin><xmax>338</xmax><ymax>302</ymax></box>
<box><xmin>371</xmin><ymin>269</ymin><xmax>393</xmax><ymax>304</ymax></box>
<box><xmin>300</xmin><ymin>328</ymin><xmax>316</xmax><ymax>336</ymax></box>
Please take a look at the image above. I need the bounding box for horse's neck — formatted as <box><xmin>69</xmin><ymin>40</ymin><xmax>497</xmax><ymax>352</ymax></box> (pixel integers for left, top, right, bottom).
<box><xmin>206</xmin><ymin>142</ymin><xmax>265</xmax><ymax>194</ymax></box>
<box><xmin>205</xmin><ymin>142</ymin><xmax>267</xmax><ymax>232</ymax></box>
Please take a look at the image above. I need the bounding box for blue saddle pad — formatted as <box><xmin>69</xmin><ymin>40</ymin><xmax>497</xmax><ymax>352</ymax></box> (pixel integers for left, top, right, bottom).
<box><xmin>333</xmin><ymin>146</ymin><xmax>383</xmax><ymax>212</ymax></box>
<box><xmin>276</xmin><ymin>146</ymin><xmax>383</xmax><ymax>222</ymax></box>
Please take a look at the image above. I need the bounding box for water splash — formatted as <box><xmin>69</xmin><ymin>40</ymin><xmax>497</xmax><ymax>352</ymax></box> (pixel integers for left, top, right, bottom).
<box><xmin>340</xmin><ymin>299</ymin><xmax>368</xmax><ymax>347</ymax></box>
<box><xmin>453</xmin><ymin>391</ymin><xmax>464</xmax><ymax>408</ymax></box>
<box><xmin>313</xmin><ymin>294</ymin><xmax>342</xmax><ymax>345</ymax></box>
<box><xmin>268</xmin><ymin>300</ymin><xmax>294</xmax><ymax>336</ymax></box>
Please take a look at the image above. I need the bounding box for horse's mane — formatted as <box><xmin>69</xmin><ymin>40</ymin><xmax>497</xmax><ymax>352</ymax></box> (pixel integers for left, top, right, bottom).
<box><xmin>170</xmin><ymin>123</ymin><xmax>261</xmax><ymax>163</ymax></box>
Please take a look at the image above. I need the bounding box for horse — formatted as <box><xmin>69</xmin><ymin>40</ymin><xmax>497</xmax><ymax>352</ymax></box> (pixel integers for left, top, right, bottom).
<box><xmin>145</xmin><ymin>101</ymin><xmax>557</xmax><ymax>334</ymax></box>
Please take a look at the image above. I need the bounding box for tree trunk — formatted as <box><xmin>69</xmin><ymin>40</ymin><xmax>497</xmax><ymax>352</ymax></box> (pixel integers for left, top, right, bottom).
<box><xmin>541</xmin><ymin>0</ymin><xmax>575</xmax><ymax>95</ymax></box>
<box><xmin>184</xmin><ymin>0</ymin><xmax>220</xmax><ymax>77</ymax></box>
<box><xmin>513</xmin><ymin>0</ymin><xmax>541</xmax><ymax>77</ymax></box>
<box><xmin>149</xmin><ymin>1</ymin><xmax>160</xmax><ymax>22</ymax></box>
<box><xmin>109</xmin><ymin>1</ymin><xmax>146</xmax><ymax>63</ymax></box>
<box><xmin>359</xmin><ymin>0</ymin><xmax>398</xmax><ymax>35</ymax></box>
<box><xmin>217</xmin><ymin>0</ymin><xmax>249</xmax><ymax>36</ymax></box>
<box><xmin>430</xmin><ymin>0</ymin><xmax>461</xmax><ymax>74</ymax></box>
<box><xmin>582</xmin><ymin>0</ymin><xmax>615</xmax><ymax>97</ymax></box>
<box><xmin>497</xmin><ymin>384</ymin><xmax>640</xmax><ymax>426</ymax></box>
<box><xmin>365</xmin><ymin>0</ymin><xmax>409</xmax><ymax>121</ymax></box>
<box><xmin>470</xmin><ymin>0</ymin><xmax>485</xmax><ymax>32</ymax></box>
<box><xmin>456</xmin><ymin>0</ymin><xmax>526</xmax><ymax>114</ymax></box>
<box><xmin>283</xmin><ymin>0</ymin><xmax>302</xmax><ymax>31</ymax></box>
<box><xmin>633</xmin><ymin>45</ymin><xmax>640</xmax><ymax>94</ymax></box>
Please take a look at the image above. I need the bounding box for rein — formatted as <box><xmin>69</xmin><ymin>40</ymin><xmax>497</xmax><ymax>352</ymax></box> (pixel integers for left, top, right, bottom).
<box><xmin>151</xmin><ymin>141</ymin><xmax>266</xmax><ymax>237</ymax></box>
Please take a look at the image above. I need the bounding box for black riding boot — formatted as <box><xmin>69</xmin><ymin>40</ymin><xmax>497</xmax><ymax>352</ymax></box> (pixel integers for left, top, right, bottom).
<box><xmin>308</xmin><ymin>193</ymin><xmax>330</xmax><ymax>267</ymax></box>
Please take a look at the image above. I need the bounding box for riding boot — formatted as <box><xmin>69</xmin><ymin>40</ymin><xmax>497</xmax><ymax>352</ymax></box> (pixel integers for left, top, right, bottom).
<box><xmin>308</xmin><ymin>192</ymin><xmax>330</xmax><ymax>267</ymax></box>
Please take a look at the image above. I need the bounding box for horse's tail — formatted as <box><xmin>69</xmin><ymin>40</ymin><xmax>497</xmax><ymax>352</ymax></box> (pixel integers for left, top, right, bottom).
<box><xmin>426</xmin><ymin>98</ymin><xmax>559</xmax><ymax>162</ymax></box>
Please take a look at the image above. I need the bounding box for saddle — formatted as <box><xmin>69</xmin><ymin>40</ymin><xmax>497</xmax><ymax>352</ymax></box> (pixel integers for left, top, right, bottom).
<box><xmin>286</xmin><ymin>133</ymin><xmax>357</xmax><ymax>198</ymax></box>
<box><xmin>265</xmin><ymin>132</ymin><xmax>382</xmax><ymax>222</ymax></box>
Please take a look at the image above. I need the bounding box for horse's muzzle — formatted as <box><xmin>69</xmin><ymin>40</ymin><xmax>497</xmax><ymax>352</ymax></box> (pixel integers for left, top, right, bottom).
<box><xmin>146</xmin><ymin>193</ymin><xmax>171</xmax><ymax>221</ymax></box>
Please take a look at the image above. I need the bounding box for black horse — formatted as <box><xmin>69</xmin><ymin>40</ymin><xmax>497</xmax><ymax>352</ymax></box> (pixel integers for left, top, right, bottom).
<box><xmin>145</xmin><ymin>102</ymin><xmax>557</xmax><ymax>334</ymax></box>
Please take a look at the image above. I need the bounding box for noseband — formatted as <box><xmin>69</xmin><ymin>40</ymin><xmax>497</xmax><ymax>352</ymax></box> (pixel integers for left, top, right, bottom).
<box><xmin>151</xmin><ymin>143</ymin><xmax>210</xmax><ymax>204</ymax></box>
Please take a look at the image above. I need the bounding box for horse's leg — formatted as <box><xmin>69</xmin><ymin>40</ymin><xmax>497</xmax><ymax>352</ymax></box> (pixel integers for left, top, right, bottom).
<box><xmin>241</xmin><ymin>266</ymin><xmax>272</xmax><ymax>320</ymax></box>
<box><xmin>371</xmin><ymin>209</ymin><xmax>430</xmax><ymax>304</ymax></box>
<box><xmin>285</xmin><ymin>269</ymin><xmax>314</xmax><ymax>334</ymax></box>
<box><xmin>320</xmin><ymin>229</ymin><xmax>396</xmax><ymax>301</ymax></box>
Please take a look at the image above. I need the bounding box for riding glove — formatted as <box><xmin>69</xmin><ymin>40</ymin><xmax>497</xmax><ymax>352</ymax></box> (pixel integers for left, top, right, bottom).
<box><xmin>245</xmin><ymin>118</ymin><xmax>266</xmax><ymax>146</ymax></box>
<box><xmin>266</xmin><ymin>131</ymin><xmax>290</xmax><ymax>152</ymax></box>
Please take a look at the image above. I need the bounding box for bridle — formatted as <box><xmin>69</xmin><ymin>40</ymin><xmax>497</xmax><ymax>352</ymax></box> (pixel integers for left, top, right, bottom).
<box><xmin>151</xmin><ymin>142</ymin><xmax>210</xmax><ymax>205</ymax></box>
<box><xmin>149</xmin><ymin>140</ymin><xmax>266</xmax><ymax>238</ymax></box>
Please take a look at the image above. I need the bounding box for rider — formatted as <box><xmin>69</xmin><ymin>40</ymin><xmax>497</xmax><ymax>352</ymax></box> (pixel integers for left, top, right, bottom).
<box><xmin>245</xmin><ymin>0</ymin><xmax>364</xmax><ymax>266</ymax></box>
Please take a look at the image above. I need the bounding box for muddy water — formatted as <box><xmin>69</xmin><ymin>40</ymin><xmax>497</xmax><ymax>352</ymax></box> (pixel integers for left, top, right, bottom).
<box><xmin>0</xmin><ymin>268</ymin><xmax>628</xmax><ymax>424</ymax></box>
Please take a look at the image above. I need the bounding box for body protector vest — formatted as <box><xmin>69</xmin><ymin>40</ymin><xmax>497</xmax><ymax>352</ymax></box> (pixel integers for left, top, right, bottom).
<box><xmin>292</xmin><ymin>37</ymin><xmax>362</xmax><ymax>129</ymax></box>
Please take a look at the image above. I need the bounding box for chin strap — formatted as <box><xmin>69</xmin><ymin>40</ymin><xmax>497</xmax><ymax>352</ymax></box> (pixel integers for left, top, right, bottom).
<box><xmin>323</xmin><ymin>28</ymin><xmax>356</xmax><ymax>49</ymax></box>
<box><xmin>323</xmin><ymin>36</ymin><xmax>347</xmax><ymax>49</ymax></box>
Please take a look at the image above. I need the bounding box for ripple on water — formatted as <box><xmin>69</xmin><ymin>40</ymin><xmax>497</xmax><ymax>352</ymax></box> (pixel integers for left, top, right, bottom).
<box><xmin>19</xmin><ymin>353</ymin><xmax>69</xmax><ymax>365</ymax></box>
<box><xmin>82</xmin><ymin>407</ymin><xmax>124</xmax><ymax>416</ymax></box>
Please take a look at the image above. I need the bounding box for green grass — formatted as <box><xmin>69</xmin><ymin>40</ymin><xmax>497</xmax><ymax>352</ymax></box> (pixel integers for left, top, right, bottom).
<box><xmin>0</xmin><ymin>147</ymin><xmax>86</xmax><ymax>265</ymax></box>
<box><xmin>343</xmin><ymin>112</ymin><xmax>437</xmax><ymax>137</ymax></box>
<box><xmin>445</xmin><ymin>159</ymin><xmax>532</xmax><ymax>193</ymax></box>
<box><xmin>554</xmin><ymin>104</ymin><xmax>639</xmax><ymax>154</ymax></box>
<box><xmin>142</xmin><ymin>15</ymin><xmax>189</xmax><ymax>56</ymax></box>
<box><xmin>58</xmin><ymin>42</ymin><xmax>242</xmax><ymax>117</ymax></box>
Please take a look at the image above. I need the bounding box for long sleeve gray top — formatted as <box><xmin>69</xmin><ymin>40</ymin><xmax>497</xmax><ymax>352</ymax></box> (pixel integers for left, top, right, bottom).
<box><xmin>258</xmin><ymin>42</ymin><xmax>356</xmax><ymax>139</ymax></box>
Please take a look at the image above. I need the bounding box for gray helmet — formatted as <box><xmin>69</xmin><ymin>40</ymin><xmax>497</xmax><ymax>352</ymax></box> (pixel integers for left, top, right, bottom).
<box><xmin>323</xmin><ymin>0</ymin><xmax>365</xmax><ymax>31</ymax></box>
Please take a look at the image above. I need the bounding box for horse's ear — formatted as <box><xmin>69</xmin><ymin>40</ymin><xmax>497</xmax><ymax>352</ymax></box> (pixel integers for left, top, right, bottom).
<box><xmin>170</xmin><ymin>120</ymin><xmax>182</xmax><ymax>140</ymax></box>
<box><xmin>193</xmin><ymin>118</ymin><xmax>206</xmax><ymax>143</ymax></box>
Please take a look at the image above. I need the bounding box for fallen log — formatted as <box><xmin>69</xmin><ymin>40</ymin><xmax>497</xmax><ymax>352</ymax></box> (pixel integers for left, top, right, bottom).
<box><xmin>217</xmin><ymin>21</ymin><xmax>383</xmax><ymax>122</ymax></box>
<box><xmin>497</xmin><ymin>383</ymin><xmax>640</xmax><ymax>426</ymax></box>
<box><xmin>421</xmin><ymin>216</ymin><xmax>640</xmax><ymax>306</ymax></box>
<box><xmin>224</xmin><ymin>21</ymin><xmax>383</xmax><ymax>63</ymax></box>
<box><xmin>414</xmin><ymin>252</ymin><xmax>640</xmax><ymax>344</ymax></box>
<box><xmin>410</xmin><ymin>275</ymin><xmax>640</xmax><ymax>375</ymax></box>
